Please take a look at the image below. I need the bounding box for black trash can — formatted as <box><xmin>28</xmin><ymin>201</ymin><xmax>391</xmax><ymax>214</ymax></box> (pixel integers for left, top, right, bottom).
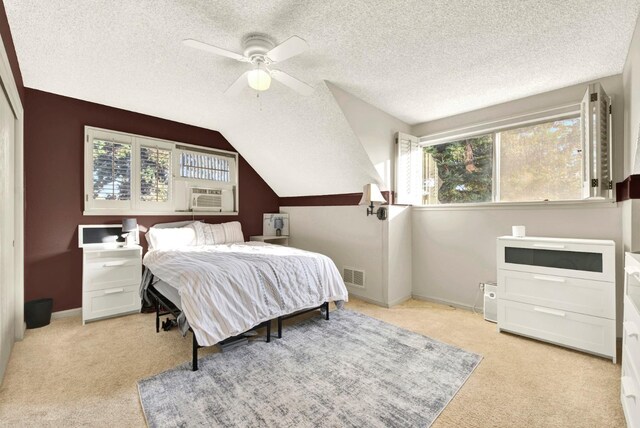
<box><xmin>24</xmin><ymin>298</ymin><xmax>53</xmax><ymax>329</ymax></box>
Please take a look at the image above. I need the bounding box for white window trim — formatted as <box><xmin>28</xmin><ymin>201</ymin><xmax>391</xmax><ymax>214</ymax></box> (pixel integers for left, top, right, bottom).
<box><xmin>414</xmin><ymin>101</ymin><xmax>613</xmax><ymax>207</ymax></box>
<box><xmin>84</xmin><ymin>126</ymin><xmax>240</xmax><ymax>216</ymax></box>
<box><xmin>420</xmin><ymin>103</ymin><xmax>581</xmax><ymax>146</ymax></box>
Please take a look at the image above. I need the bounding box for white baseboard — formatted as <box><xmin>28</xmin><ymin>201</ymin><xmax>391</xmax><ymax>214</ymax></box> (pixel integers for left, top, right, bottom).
<box><xmin>51</xmin><ymin>307</ymin><xmax>82</xmax><ymax>320</ymax></box>
<box><xmin>348</xmin><ymin>293</ymin><xmax>412</xmax><ymax>308</ymax></box>
<box><xmin>411</xmin><ymin>293</ymin><xmax>474</xmax><ymax>312</ymax></box>
<box><xmin>386</xmin><ymin>295</ymin><xmax>412</xmax><ymax>307</ymax></box>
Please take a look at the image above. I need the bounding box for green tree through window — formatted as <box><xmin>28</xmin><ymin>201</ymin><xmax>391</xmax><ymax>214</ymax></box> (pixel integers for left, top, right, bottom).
<box><xmin>423</xmin><ymin>135</ymin><xmax>493</xmax><ymax>204</ymax></box>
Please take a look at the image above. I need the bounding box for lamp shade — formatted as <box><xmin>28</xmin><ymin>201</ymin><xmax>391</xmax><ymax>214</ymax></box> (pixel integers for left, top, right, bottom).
<box><xmin>122</xmin><ymin>218</ymin><xmax>137</xmax><ymax>232</ymax></box>
<box><xmin>247</xmin><ymin>68</ymin><xmax>271</xmax><ymax>91</ymax></box>
<box><xmin>358</xmin><ymin>183</ymin><xmax>387</xmax><ymax>205</ymax></box>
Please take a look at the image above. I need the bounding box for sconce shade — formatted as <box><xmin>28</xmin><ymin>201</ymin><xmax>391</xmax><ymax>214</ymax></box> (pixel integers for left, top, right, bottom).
<box><xmin>359</xmin><ymin>183</ymin><xmax>387</xmax><ymax>206</ymax></box>
<box><xmin>122</xmin><ymin>218</ymin><xmax>137</xmax><ymax>232</ymax></box>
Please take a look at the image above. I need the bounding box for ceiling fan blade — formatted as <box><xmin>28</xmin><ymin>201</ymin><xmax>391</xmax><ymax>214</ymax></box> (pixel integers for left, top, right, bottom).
<box><xmin>225</xmin><ymin>71</ymin><xmax>250</xmax><ymax>96</ymax></box>
<box><xmin>183</xmin><ymin>39</ymin><xmax>249</xmax><ymax>62</ymax></box>
<box><xmin>270</xmin><ymin>70</ymin><xmax>314</xmax><ymax>96</ymax></box>
<box><xmin>266</xmin><ymin>36</ymin><xmax>309</xmax><ymax>63</ymax></box>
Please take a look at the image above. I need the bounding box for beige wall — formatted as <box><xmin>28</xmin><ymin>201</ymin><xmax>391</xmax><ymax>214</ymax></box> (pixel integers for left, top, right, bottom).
<box><xmin>623</xmin><ymin>12</ymin><xmax>640</xmax><ymax>255</ymax></box>
<box><xmin>281</xmin><ymin>205</ymin><xmax>412</xmax><ymax>307</ymax></box>
<box><xmin>327</xmin><ymin>82</ymin><xmax>412</xmax><ymax>191</ymax></box>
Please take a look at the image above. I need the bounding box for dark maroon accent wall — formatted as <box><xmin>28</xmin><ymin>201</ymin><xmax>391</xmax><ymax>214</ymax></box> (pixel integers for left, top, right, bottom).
<box><xmin>24</xmin><ymin>88</ymin><xmax>279</xmax><ymax>311</ymax></box>
<box><xmin>616</xmin><ymin>175</ymin><xmax>640</xmax><ymax>201</ymax></box>
<box><xmin>280</xmin><ymin>191</ymin><xmax>392</xmax><ymax>206</ymax></box>
<box><xmin>0</xmin><ymin>0</ymin><xmax>24</xmax><ymax>104</ymax></box>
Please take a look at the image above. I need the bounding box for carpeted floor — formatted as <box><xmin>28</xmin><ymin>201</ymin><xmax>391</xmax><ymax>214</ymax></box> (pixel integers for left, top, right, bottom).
<box><xmin>0</xmin><ymin>298</ymin><xmax>626</xmax><ymax>427</ymax></box>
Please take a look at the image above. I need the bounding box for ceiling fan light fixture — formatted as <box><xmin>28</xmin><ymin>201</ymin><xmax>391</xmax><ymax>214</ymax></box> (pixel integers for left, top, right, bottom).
<box><xmin>247</xmin><ymin>68</ymin><xmax>271</xmax><ymax>91</ymax></box>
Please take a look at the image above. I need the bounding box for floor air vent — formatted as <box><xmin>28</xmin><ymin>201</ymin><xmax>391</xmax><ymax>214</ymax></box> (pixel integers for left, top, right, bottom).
<box><xmin>343</xmin><ymin>267</ymin><xmax>365</xmax><ymax>288</ymax></box>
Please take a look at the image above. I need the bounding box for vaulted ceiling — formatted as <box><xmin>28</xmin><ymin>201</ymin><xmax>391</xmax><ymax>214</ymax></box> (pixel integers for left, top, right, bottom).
<box><xmin>5</xmin><ymin>1</ymin><xmax>640</xmax><ymax>196</ymax></box>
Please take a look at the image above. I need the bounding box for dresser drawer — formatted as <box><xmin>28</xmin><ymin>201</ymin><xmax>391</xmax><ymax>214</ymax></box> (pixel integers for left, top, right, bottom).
<box><xmin>622</xmin><ymin>347</ymin><xmax>640</xmax><ymax>428</ymax></box>
<box><xmin>83</xmin><ymin>284</ymin><xmax>140</xmax><ymax>322</ymax></box>
<box><xmin>497</xmin><ymin>237</ymin><xmax>615</xmax><ymax>282</ymax></box>
<box><xmin>624</xmin><ymin>295</ymin><xmax>640</xmax><ymax>372</ymax></box>
<box><xmin>84</xmin><ymin>258</ymin><xmax>141</xmax><ymax>292</ymax></box>
<box><xmin>498</xmin><ymin>270</ymin><xmax>614</xmax><ymax>319</ymax></box>
<box><xmin>498</xmin><ymin>299</ymin><xmax>615</xmax><ymax>360</ymax></box>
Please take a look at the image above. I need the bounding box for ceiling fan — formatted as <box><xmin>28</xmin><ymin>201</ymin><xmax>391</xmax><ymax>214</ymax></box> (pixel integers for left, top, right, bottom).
<box><xmin>183</xmin><ymin>33</ymin><xmax>314</xmax><ymax>96</ymax></box>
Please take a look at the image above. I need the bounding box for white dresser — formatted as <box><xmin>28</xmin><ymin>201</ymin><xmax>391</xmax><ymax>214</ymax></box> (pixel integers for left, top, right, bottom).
<box><xmin>497</xmin><ymin>236</ymin><xmax>616</xmax><ymax>362</ymax></box>
<box><xmin>622</xmin><ymin>252</ymin><xmax>640</xmax><ymax>426</ymax></box>
<box><xmin>82</xmin><ymin>245</ymin><xmax>142</xmax><ymax>324</ymax></box>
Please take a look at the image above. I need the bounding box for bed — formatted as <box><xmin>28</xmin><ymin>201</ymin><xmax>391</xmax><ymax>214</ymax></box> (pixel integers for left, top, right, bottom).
<box><xmin>139</xmin><ymin>220</ymin><xmax>349</xmax><ymax>370</ymax></box>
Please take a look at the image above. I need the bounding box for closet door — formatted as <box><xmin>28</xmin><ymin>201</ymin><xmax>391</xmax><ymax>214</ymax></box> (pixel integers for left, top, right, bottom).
<box><xmin>0</xmin><ymin>88</ymin><xmax>15</xmax><ymax>382</ymax></box>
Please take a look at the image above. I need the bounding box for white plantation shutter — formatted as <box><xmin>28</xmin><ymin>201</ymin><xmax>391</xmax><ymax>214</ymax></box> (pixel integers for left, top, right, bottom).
<box><xmin>139</xmin><ymin>145</ymin><xmax>171</xmax><ymax>203</ymax></box>
<box><xmin>395</xmin><ymin>132</ymin><xmax>422</xmax><ymax>205</ymax></box>
<box><xmin>86</xmin><ymin>134</ymin><xmax>133</xmax><ymax>211</ymax></box>
<box><xmin>582</xmin><ymin>83</ymin><xmax>612</xmax><ymax>199</ymax></box>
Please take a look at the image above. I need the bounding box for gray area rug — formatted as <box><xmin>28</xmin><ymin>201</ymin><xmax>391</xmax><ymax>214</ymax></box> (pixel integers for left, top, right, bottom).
<box><xmin>138</xmin><ymin>310</ymin><xmax>482</xmax><ymax>427</ymax></box>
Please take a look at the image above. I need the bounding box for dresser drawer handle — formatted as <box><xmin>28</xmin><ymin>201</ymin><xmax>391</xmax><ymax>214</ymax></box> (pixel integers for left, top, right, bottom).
<box><xmin>532</xmin><ymin>243</ymin><xmax>566</xmax><ymax>249</ymax></box>
<box><xmin>103</xmin><ymin>261</ymin><xmax>131</xmax><ymax>267</ymax></box>
<box><xmin>622</xmin><ymin>377</ymin><xmax>637</xmax><ymax>399</ymax></box>
<box><xmin>533</xmin><ymin>306</ymin><xmax>566</xmax><ymax>317</ymax></box>
<box><xmin>104</xmin><ymin>288</ymin><xmax>124</xmax><ymax>295</ymax></box>
<box><xmin>532</xmin><ymin>275</ymin><xmax>565</xmax><ymax>283</ymax></box>
<box><xmin>624</xmin><ymin>321</ymin><xmax>640</xmax><ymax>339</ymax></box>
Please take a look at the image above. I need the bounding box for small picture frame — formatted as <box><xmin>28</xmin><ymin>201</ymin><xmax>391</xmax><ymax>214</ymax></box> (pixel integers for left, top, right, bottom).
<box><xmin>263</xmin><ymin>213</ymin><xmax>289</xmax><ymax>236</ymax></box>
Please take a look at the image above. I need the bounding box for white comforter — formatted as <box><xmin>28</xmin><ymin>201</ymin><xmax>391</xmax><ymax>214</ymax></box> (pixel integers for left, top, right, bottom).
<box><xmin>143</xmin><ymin>242</ymin><xmax>349</xmax><ymax>346</ymax></box>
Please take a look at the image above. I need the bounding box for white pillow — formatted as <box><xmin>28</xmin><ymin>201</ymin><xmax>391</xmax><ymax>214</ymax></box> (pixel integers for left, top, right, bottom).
<box><xmin>222</xmin><ymin>221</ymin><xmax>244</xmax><ymax>243</ymax></box>
<box><xmin>147</xmin><ymin>226</ymin><xmax>197</xmax><ymax>250</ymax></box>
<box><xmin>193</xmin><ymin>221</ymin><xmax>244</xmax><ymax>245</ymax></box>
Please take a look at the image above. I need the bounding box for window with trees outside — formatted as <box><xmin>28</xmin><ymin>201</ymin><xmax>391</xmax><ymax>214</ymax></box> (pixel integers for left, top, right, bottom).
<box><xmin>396</xmin><ymin>82</ymin><xmax>612</xmax><ymax>206</ymax></box>
<box><xmin>85</xmin><ymin>127</ymin><xmax>238</xmax><ymax>215</ymax></box>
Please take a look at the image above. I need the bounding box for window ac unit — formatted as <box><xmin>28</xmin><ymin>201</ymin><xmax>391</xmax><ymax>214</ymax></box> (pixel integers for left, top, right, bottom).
<box><xmin>190</xmin><ymin>188</ymin><xmax>223</xmax><ymax>211</ymax></box>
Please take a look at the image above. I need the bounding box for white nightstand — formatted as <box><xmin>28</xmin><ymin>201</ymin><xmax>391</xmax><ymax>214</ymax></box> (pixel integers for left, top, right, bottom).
<box><xmin>82</xmin><ymin>245</ymin><xmax>142</xmax><ymax>324</ymax></box>
<box><xmin>250</xmin><ymin>235</ymin><xmax>290</xmax><ymax>246</ymax></box>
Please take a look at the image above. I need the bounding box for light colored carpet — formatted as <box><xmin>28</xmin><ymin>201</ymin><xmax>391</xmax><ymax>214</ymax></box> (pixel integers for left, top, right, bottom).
<box><xmin>138</xmin><ymin>310</ymin><xmax>481</xmax><ymax>427</ymax></box>
<box><xmin>0</xmin><ymin>298</ymin><xmax>626</xmax><ymax>427</ymax></box>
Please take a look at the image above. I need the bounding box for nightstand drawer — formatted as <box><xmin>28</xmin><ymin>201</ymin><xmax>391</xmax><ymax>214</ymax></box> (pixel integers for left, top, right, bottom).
<box><xmin>498</xmin><ymin>299</ymin><xmax>615</xmax><ymax>359</ymax></box>
<box><xmin>498</xmin><ymin>270</ymin><xmax>614</xmax><ymax>319</ymax></box>
<box><xmin>84</xmin><ymin>259</ymin><xmax>141</xmax><ymax>292</ymax></box>
<box><xmin>83</xmin><ymin>284</ymin><xmax>140</xmax><ymax>322</ymax></box>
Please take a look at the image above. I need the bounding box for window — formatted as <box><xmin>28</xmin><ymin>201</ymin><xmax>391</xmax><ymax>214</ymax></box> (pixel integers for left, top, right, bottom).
<box><xmin>92</xmin><ymin>139</ymin><xmax>131</xmax><ymax>202</ymax></box>
<box><xmin>85</xmin><ymin>127</ymin><xmax>238</xmax><ymax>215</ymax></box>
<box><xmin>179</xmin><ymin>151</ymin><xmax>230</xmax><ymax>182</ymax></box>
<box><xmin>396</xmin><ymin>82</ymin><xmax>612</xmax><ymax>205</ymax></box>
<box><xmin>139</xmin><ymin>144</ymin><xmax>171</xmax><ymax>203</ymax></box>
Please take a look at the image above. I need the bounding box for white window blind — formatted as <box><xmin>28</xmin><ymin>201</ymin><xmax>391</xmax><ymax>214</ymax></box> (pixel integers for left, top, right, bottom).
<box><xmin>395</xmin><ymin>132</ymin><xmax>422</xmax><ymax>205</ymax></box>
<box><xmin>91</xmin><ymin>139</ymin><xmax>131</xmax><ymax>201</ymax></box>
<box><xmin>179</xmin><ymin>151</ymin><xmax>231</xmax><ymax>182</ymax></box>
<box><xmin>581</xmin><ymin>82</ymin><xmax>612</xmax><ymax>199</ymax></box>
<box><xmin>140</xmin><ymin>146</ymin><xmax>171</xmax><ymax>202</ymax></box>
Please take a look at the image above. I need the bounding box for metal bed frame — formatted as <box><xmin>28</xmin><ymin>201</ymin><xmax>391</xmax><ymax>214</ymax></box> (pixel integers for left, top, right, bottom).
<box><xmin>147</xmin><ymin>284</ymin><xmax>330</xmax><ymax>371</ymax></box>
<box><xmin>147</xmin><ymin>284</ymin><xmax>271</xmax><ymax>371</ymax></box>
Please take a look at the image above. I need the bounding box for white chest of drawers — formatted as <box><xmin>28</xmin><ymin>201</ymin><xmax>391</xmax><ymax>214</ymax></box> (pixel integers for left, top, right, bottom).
<box><xmin>497</xmin><ymin>236</ymin><xmax>616</xmax><ymax>363</ymax></box>
<box><xmin>622</xmin><ymin>252</ymin><xmax>640</xmax><ymax>427</ymax></box>
<box><xmin>82</xmin><ymin>245</ymin><xmax>142</xmax><ymax>324</ymax></box>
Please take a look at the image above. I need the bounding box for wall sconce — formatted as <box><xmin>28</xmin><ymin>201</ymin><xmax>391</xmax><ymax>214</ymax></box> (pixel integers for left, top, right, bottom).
<box><xmin>359</xmin><ymin>183</ymin><xmax>387</xmax><ymax>220</ymax></box>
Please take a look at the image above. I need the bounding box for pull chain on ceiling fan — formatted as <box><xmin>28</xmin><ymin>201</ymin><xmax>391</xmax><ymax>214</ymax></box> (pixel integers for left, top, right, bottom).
<box><xmin>183</xmin><ymin>33</ymin><xmax>314</xmax><ymax>96</ymax></box>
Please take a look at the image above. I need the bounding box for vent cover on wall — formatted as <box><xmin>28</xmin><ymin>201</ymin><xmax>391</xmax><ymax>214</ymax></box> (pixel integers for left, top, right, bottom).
<box><xmin>343</xmin><ymin>267</ymin><xmax>365</xmax><ymax>288</ymax></box>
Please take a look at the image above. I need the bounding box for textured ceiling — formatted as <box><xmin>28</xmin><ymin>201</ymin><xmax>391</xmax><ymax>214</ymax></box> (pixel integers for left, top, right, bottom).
<box><xmin>5</xmin><ymin>1</ymin><xmax>640</xmax><ymax>196</ymax></box>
